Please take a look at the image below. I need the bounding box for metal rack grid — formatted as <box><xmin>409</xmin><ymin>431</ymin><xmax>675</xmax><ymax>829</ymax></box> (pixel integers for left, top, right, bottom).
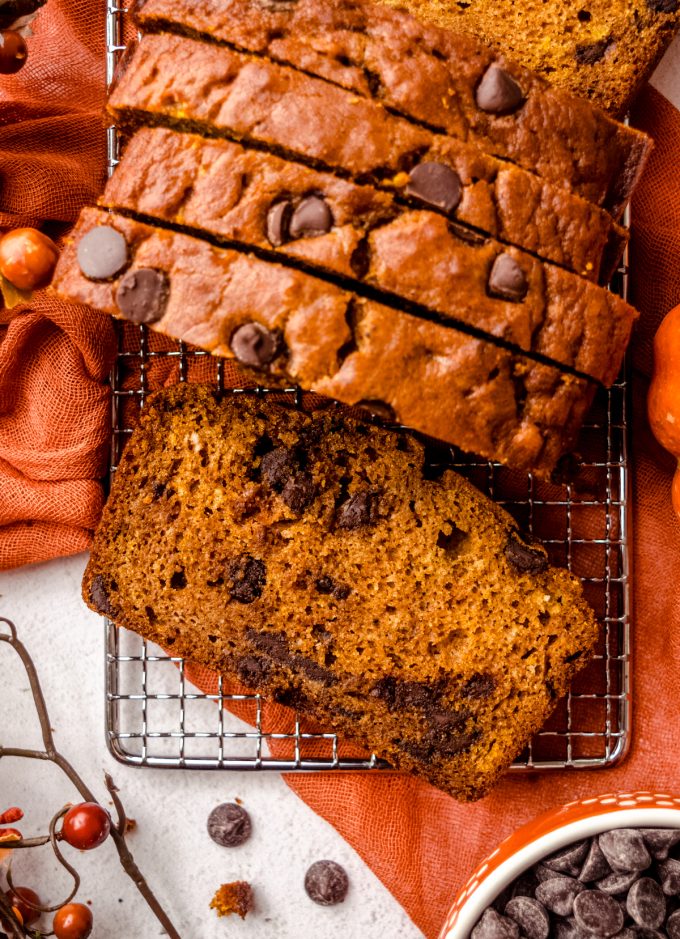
<box><xmin>103</xmin><ymin>2</ymin><xmax>632</xmax><ymax>773</ymax></box>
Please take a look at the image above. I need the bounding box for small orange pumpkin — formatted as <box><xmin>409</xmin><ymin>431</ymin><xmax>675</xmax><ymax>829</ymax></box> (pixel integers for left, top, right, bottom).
<box><xmin>648</xmin><ymin>303</ymin><xmax>680</xmax><ymax>520</ymax></box>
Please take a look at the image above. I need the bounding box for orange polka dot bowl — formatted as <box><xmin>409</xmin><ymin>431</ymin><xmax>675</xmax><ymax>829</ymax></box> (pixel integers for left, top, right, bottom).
<box><xmin>439</xmin><ymin>791</ymin><xmax>680</xmax><ymax>939</ymax></box>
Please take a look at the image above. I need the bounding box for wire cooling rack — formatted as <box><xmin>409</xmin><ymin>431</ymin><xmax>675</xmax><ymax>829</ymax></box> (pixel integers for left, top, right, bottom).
<box><xmin>103</xmin><ymin>2</ymin><xmax>632</xmax><ymax>772</ymax></box>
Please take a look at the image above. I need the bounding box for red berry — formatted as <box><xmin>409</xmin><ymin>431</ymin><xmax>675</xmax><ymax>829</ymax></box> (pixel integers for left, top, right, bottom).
<box><xmin>0</xmin><ymin>30</ymin><xmax>27</xmax><ymax>74</ymax></box>
<box><xmin>53</xmin><ymin>903</ymin><xmax>93</xmax><ymax>939</ymax></box>
<box><xmin>6</xmin><ymin>886</ymin><xmax>41</xmax><ymax>925</ymax></box>
<box><xmin>0</xmin><ymin>228</ymin><xmax>59</xmax><ymax>290</ymax></box>
<box><xmin>61</xmin><ymin>802</ymin><xmax>111</xmax><ymax>851</ymax></box>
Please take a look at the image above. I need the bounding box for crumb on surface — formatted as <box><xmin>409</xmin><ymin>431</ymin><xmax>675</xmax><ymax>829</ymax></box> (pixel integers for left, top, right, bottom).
<box><xmin>210</xmin><ymin>881</ymin><xmax>254</xmax><ymax>919</ymax></box>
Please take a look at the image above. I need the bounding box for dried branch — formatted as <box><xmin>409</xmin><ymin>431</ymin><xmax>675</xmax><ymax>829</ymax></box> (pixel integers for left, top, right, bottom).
<box><xmin>0</xmin><ymin>617</ymin><xmax>183</xmax><ymax>939</ymax></box>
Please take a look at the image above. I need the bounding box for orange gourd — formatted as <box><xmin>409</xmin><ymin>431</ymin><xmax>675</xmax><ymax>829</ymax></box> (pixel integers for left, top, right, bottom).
<box><xmin>648</xmin><ymin>303</ymin><xmax>680</xmax><ymax>520</ymax></box>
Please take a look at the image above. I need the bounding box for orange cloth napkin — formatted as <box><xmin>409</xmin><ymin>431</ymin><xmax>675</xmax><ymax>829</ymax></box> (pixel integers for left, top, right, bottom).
<box><xmin>2</xmin><ymin>4</ymin><xmax>680</xmax><ymax>937</ymax></box>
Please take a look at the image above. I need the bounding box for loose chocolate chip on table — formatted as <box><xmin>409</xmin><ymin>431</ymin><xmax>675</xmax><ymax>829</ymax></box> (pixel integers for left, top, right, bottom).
<box><xmin>77</xmin><ymin>225</ymin><xmax>128</xmax><ymax>280</ymax></box>
<box><xmin>504</xmin><ymin>534</ymin><xmax>549</xmax><ymax>575</ymax></box>
<box><xmin>596</xmin><ymin>868</ymin><xmax>640</xmax><ymax>895</ymax></box>
<box><xmin>266</xmin><ymin>199</ymin><xmax>293</xmax><ymax>246</ymax></box>
<box><xmin>659</xmin><ymin>857</ymin><xmax>680</xmax><ymax>895</ymax></box>
<box><xmin>230</xmin><ymin>322</ymin><xmax>281</xmax><ymax>368</ymax></box>
<box><xmin>406</xmin><ymin>162</ymin><xmax>462</xmax><ymax>213</ymax></box>
<box><xmin>289</xmin><ymin>195</ymin><xmax>334</xmax><ymax>239</ymax></box>
<box><xmin>535</xmin><ymin>875</ymin><xmax>583</xmax><ymax>916</ymax></box>
<box><xmin>573</xmin><ymin>889</ymin><xmax>624</xmax><ymax>937</ymax></box>
<box><xmin>281</xmin><ymin>471</ymin><xmax>315</xmax><ymax>514</ymax></box>
<box><xmin>575</xmin><ymin>37</ymin><xmax>612</xmax><ymax>65</ymax></box>
<box><xmin>504</xmin><ymin>896</ymin><xmax>549</xmax><ymax>939</ymax></box>
<box><xmin>304</xmin><ymin>860</ymin><xmax>349</xmax><ymax>906</ymax></box>
<box><xmin>668</xmin><ymin>908</ymin><xmax>680</xmax><ymax>939</ymax></box>
<box><xmin>599</xmin><ymin>829</ymin><xmax>652</xmax><ymax>872</ymax></box>
<box><xmin>336</xmin><ymin>491</ymin><xmax>375</xmax><ymax>529</ymax></box>
<box><xmin>116</xmin><ymin>268</ymin><xmax>169</xmax><ymax>324</ymax></box>
<box><xmin>475</xmin><ymin>64</ymin><xmax>524</xmax><ymax>114</ymax></box>
<box><xmin>207</xmin><ymin>803</ymin><xmax>252</xmax><ymax>847</ymax></box>
<box><xmin>627</xmin><ymin>877</ymin><xmax>666</xmax><ymax>928</ymax></box>
<box><xmin>227</xmin><ymin>554</ymin><xmax>266</xmax><ymax>604</ymax></box>
<box><xmin>640</xmin><ymin>828</ymin><xmax>680</xmax><ymax>860</ymax></box>
<box><xmin>488</xmin><ymin>253</ymin><xmax>529</xmax><ymax>302</ymax></box>
<box><xmin>580</xmin><ymin>839</ymin><xmax>612</xmax><ymax>882</ymax></box>
<box><xmin>471</xmin><ymin>908</ymin><xmax>520</xmax><ymax>939</ymax></box>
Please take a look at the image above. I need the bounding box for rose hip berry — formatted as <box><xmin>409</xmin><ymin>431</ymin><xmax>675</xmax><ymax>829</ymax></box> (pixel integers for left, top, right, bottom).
<box><xmin>6</xmin><ymin>886</ymin><xmax>41</xmax><ymax>925</ymax></box>
<box><xmin>0</xmin><ymin>228</ymin><xmax>59</xmax><ymax>291</ymax></box>
<box><xmin>53</xmin><ymin>903</ymin><xmax>93</xmax><ymax>939</ymax></box>
<box><xmin>0</xmin><ymin>30</ymin><xmax>27</xmax><ymax>74</ymax></box>
<box><xmin>61</xmin><ymin>802</ymin><xmax>111</xmax><ymax>850</ymax></box>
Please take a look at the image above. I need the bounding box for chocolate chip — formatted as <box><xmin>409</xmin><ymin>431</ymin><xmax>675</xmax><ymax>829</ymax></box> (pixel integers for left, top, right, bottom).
<box><xmin>472</xmin><ymin>908</ymin><xmax>520</xmax><ymax>939</ymax></box>
<box><xmin>668</xmin><ymin>909</ymin><xmax>680</xmax><ymax>939</ymax></box>
<box><xmin>504</xmin><ymin>897</ymin><xmax>549</xmax><ymax>939</ymax></box>
<box><xmin>227</xmin><ymin>554</ymin><xmax>266</xmax><ymax>604</ymax></box>
<box><xmin>356</xmin><ymin>399</ymin><xmax>396</xmax><ymax>422</ymax></box>
<box><xmin>475</xmin><ymin>64</ymin><xmax>524</xmax><ymax>114</ymax></box>
<box><xmin>658</xmin><ymin>858</ymin><xmax>680</xmax><ymax>895</ymax></box>
<box><xmin>169</xmin><ymin>569</ymin><xmax>186</xmax><ymax>589</ymax></box>
<box><xmin>627</xmin><ymin>878</ymin><xmax>666</xmax><ymax>928</ymax></box>
<box><xmin>246</xmin><ymin>627</ymin><xmax>288</xmax><ymax>659</ymax></box>
<box><xmin>424</xmin><ymin>723</ymin><xmax>479</xmax><ymax>757</ymax></box>
<box><xmin>315</xmin><ymin>576</ymin><xmax>350</xmax><ymax>600</ymax></box>
<box><xmin>289</xmin><ymin>195</ymin><xmax>333</xmax><ymax>239</ymax></box>
<box><xmin>235</xmin><ymin>655</ymin><xmax>271</xmax><ymax>687</ymax></box>
<box><xmin>261</xmin><ymin>446</ymin><xmax>298</xmax><ymax>490</ymax></box>
<box><xmin>294</xmin><ymin>655</ymin><xmax>337</xmax><ymax>685</ymax></box>
<box><xmin>596</xmin><ymin>869</ymin><xmax>640</xmax><ymax>895</ymax></box>
<box><xmin>406</xmin><ymin>162</ymin><xmax>462</xmax><ymax>213</ymax></box>
<box><xmin>266</xmin><ymin>199</ymin><xmax>293</xmax><ymax>246</ymax></box>
<box><xmin>646</xmin><ymin>0</ymin><xmax>678</xmax><ymax>10</ymax></box>
<box><xmin>640</xmin><ymin>829</ymin><xmax>680</xmax><ymax>860</ymax></box>
<box><xmin>554</xmin><ymin>920</ymin><xmax>590</xmax><ymax>939</ymax></box>
<box><xmin>580</xmin><ymin>839</ymin><xmax>612</xmax><ymax>882</ymax></box>
<box><xmin>116</xmin><ymin>268</ymin><xmax>169</xmax><ymax>324</ymax></box>
<box><xmin>573</xmin><ymin>890</ymin><xmax>624</xmax><ymax>936</ymax></box>
<box><xmin>281</xmin><ymin>472</ymin><xmax>315</xmax><ymax>514</ymax></box>
<box><xmin>394</xmin><ymin>681</ymin><xmax>441</xmax><ymax>710</ymax></box>
<box><xmin>505</xmin><ymin>534</ymin><xmax>549</xmax><ymax>575</ymax></box>
<box><xmin>462</xmin><ymin>673</ymin><xmax>496</xmax><ymax>699</ymax></box>
<box><xmin>207</xmin><ymin>803</ymin><xmax>252</xmax><ymax>847</ymax></box>
<box><xmin>336</xmin><ymin>491</ymin><xmax>376</xmax><ymax>529</ymax></box>
<box><xmin>544</xmin><ymin>843</ymin><xmax>591</xmax><ymax>877</ymax></box>
<box><xmin>535</xmin><ymin>876</ymin><xmax>583</xmax><ymax>917</ymax></box>
<box><xmin>488</xmin><ymin>253</ymin><xmax>529</xmax><ymax>302</ymax></box>
<box><xmin>575</xmin><ymin>37</ymin><xmax>612</xmax><ymax>64</ymax></box>
<box><xmin>599</xmin><ymin>830</ymin><xmax>652</xmax><ymax>873</ymax></box>
<box><xmin>230</xmin><ymin>322</ymin><xmax>281</xmax><ymax>368</ymax></box>
<box><xmin>89</xmin><ymin>574</ymin><xmax>113</xmax><ymax>616</ymax></box>
<box><xmin>304</xmin><ymin>860</ymin><xmax>349</xmax><ymax>906</ymax></box>
<box><xmin>77</xmin><ymin>225</ymin><xmax>128</xmax><ymax>280</ymax></box>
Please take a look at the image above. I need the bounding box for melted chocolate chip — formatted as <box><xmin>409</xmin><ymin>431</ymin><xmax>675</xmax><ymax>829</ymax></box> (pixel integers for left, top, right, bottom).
<box><xmin>370</xmin><ymin>677</ymin><xmax>443</xmax><ymax>711</ymax></box>
<box><xmin>235</xmin><ymin>655</ymin><xmax>271</xmax><ymax>687</ymax></box>
<box><xmin>281</xmin><ymin>472</ymin><xmax>315</xmax><ymax>514</ymax></box>
<box><xmin>227</xmin><ymin>554</ymin><xmax>266</xmax><ymax>603</ymax></box>
<box><xmin>505</xmin><ymin>534</ymin><xmax>549</xmax><ymax>575</ymax></box>
<box><xmin>289</xmin><ymin>195</ymin><xmax>334</xmax><ymax>239</ymax></box>
<box><xmin>476</xmin><ymin>64</ymin><xmax>524</xmax><ymax>114</ymax></box>
<box><xmin>488</xmin><ymin>254</ymin><xmax>529</xmax><ymax>302</ymax></box>
<box><xmin>315</xmin><ymin>576</ymin><xmax>350</xmax><ymax>600</ymax></box>
<box><xmin>89</xmin><ymin>574</ymin><xmax>113</xmax><ymax>616</ymax></box>
<box><xmin>462</xmin><ymin>673</ymin><xmax>496</xmax><ymax>699</ymax></box>
<box><xmin>575</xmin><ymin>37</ymin><xmax>612</xmax><ymax>65</ymax></box>
<box><xmin>230</xmin><ymin>322</ymin><xmax>281</xmax><ymax>368</ymax></box>
<box><xmin>295</xmin><ymin>655</ymin><xmax>337</xmax><ymax>685</ymax></box>
<box><xmin>116</xmin><ymin>268</ymin><xmax>169</xmax><ymax>324</ymax></box>
<box><xmin>77</xmin><ymin>225</ymin><xmax>128</xmax><ymax>281</ymax></box>
<box><xmin>356</xmin><ymin>399</ymin><xmax>396</xmax><ymax>421</ymax></box>
<box><xmin>246</xmin><ymin>627</ymin><xmax>289</xmax><ymax>659</ymax></box>
<box><xmin>260</xmin><ymin>446</ymin><xmax>298</xmax><ymax>490</ymax></box>
<box><xmin>266</xmin><ymin>199</ymin><xmax>293</xmax><ymax>246</ymax></box>
<box><xmin>406</xmin><ymin>162</ymin><xmax>462</xmax><ymax>213</ymax></box>
<box><xmin>336</xmin><ymin>491</ymin><xmax>376</xmax><ymax>529</ymax></box>
<box><xmin>646</xmin><ymin>0</ymin><xmax>678</xmax><ymax>10</ymax></box>
<box><xmin>304</xmin><ymin>860</ymin><xmax>349</xmax><ymax>906</ymax></box>
<box><xmin>207</xmin><ymin>803</ymin><xmax>252</xmax><ymax>847</ymax></box>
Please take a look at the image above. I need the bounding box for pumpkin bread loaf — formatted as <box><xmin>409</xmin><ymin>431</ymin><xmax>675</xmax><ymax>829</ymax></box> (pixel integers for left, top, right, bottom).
<box><xmin>134</xmin><ymin>0</ymin><xmax>651</xmax><ymax>210</ymax></box>
<box><xmin>52</xmin><ymin>207</ymin><xmax>596</xmax><ymax>476</ymax></box>
<box><xmin>82</xmin><ymin>384</ymin><xmax>599</xmax><ymax>801</ymax></box>
<box><xmin>106</xmin><ymin>127</ymin><xmax>626</xmax><ymax>287</ymax></box>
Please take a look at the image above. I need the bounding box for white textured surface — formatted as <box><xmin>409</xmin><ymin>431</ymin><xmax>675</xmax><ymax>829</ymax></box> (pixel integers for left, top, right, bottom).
<box><xmin>0</xmin><ymin>555</ymin><xmax>422</xmax><ymax>939</ymax></box>
<box><xmin>651</xmin><ymin>33</ymin><xmax>680</xmax><ymax>111</ymax></box>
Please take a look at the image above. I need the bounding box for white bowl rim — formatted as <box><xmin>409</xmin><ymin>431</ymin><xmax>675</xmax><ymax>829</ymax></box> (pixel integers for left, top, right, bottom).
<box><xmin>444</xmin><ymin>805</ymin><xmax>680</xmax><ymax>939</ymax></box>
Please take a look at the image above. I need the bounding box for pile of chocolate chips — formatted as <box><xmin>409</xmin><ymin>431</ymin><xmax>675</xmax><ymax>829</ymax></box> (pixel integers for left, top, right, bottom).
<box><xmin>472</xmin><ymin>828</ymin><xmax>680</xmax><ymax>939</ymax></box>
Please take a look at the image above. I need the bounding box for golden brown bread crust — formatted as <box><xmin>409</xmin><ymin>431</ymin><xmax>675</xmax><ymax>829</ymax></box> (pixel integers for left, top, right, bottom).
<box><xmin>82</xmin><ymin>384</ymin><xmax>599</xmax><ymax>800</ymax></box>
<box><xmin>378</xmin><ymin>0</ymin><xmax>680</xmax><ymax>117</ymax></box>
<box><xmin>101</xmin><ymin>129</ymin><xmax>636</xmax><ymax>386</ymax></box>
<box><xmin>52</xmin><ymin>207</ymin><xmax>596</xmax><ymax>476</ymax></box>
<box><xmin>135</xmin><ymin>0</ymin><xmax>652</xmax><ymax>211</ymax></box>
<box><xmin>106</xmin><ymin>126</ymin><xmax>625</xmax><ymax>285</ymax></box>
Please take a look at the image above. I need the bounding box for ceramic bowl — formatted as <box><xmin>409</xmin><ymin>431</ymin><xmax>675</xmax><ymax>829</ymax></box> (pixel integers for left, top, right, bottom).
<box><xmin>439</xmin><ymin>791</ymin><xmax>680</xmax><ymax>939</ymax></box>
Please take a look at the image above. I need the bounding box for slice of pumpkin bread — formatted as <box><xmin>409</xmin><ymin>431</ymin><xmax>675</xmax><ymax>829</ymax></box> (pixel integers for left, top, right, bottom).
<box><xmin>83</xmin><ymin>384</ymin><xmax>598</xmax><ymax>800</ymax></box>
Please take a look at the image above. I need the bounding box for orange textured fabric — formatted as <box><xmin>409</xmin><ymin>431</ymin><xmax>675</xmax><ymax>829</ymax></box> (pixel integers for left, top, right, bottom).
<box><xmin>2</xmin><ymin>3</ymin><xmax>680</xmax><ymax>937</ymax></box>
